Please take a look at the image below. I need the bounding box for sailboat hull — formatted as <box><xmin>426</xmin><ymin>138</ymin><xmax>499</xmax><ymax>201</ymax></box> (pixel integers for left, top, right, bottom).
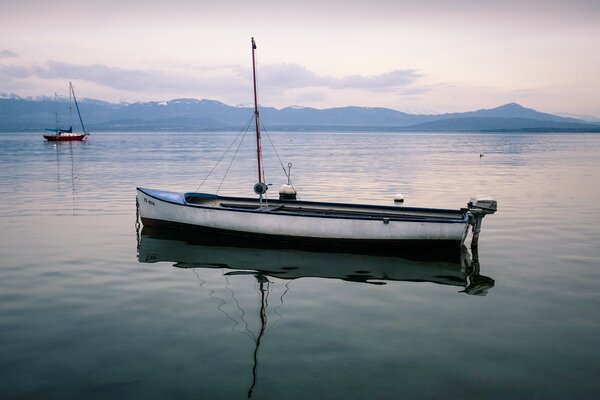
<box><xmin>44</xmin><ymin>134</ymin><xmax>87</xmax><ymax>142</ymax></box>
<box><xmin>137</xmin><ymin>188</ymin><xmax>471</xmax><ymax>254</ymax></box>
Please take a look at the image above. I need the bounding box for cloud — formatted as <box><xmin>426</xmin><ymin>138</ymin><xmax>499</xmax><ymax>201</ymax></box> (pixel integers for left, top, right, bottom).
<box><xmin>258</xmin><ymin>63</ymin><xmax>421</xmax><ymax>91</ymax></box>
<box><xmin>258</xmin><ymin>64</ymin><xmax>321</xmax><ymax>88</ymax></box>
<box><xmin>0</xmin><ymin>49</ymin><xmax>17</xmax><ymax>58</ymax></box>
<box><xmin>35</xmin><ymin>62</ymin><xmax>199</xmax><ymax>90</ymax></box>
<box><xmin>292</xmin><ymin>90</ymin><xmax>328</xmax><ymax>103</ymax></box>
<box><xmin>0</xmin><ymin>65</ymin><xmax>32</xmax><ymax>92</ymax></box>
<box><xmin>1</xmin><ymin>60</ymin><xmax>426</xmax><ymax>104</ymax></box>
<box><xmin>0</xmin><ymin>65</ymin><xmax>30</xmax><ymax>79</ymax></box>
<box><xmin>31</xmin><ymin>61</ymin><xmax>423</xmax><ymax>93</ymax></box>
<box><xmin>333</xmin><ymin>69</ymin><xmax>422</xmax><ymax>90</ymax></box>
<box><xmin>30</xmin><ymin>61</ymin><xmax>248</xmax><ymax>95</ymax></box>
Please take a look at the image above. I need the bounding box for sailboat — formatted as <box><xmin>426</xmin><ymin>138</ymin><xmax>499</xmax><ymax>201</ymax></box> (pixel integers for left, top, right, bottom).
<box><xmin>136</xmin><ymin>38</ymin><xmax>497</xmax><ymax>253</ymax></box>
<box><xmin>43</xmin><ymin>82</ymin><xmax>88</xmax><ymax>142</ymax></box>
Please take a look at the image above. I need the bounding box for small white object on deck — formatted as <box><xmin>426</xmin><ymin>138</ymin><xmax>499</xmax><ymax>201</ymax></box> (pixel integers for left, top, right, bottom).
<box><xmin>279</xmin><ymin>184</ymin><xmax>297</xmax><ymax>200</ymax></box>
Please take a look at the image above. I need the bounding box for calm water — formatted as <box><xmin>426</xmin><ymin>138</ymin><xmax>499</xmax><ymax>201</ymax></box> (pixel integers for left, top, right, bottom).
<box><xmin>1</xmin><ymin>132</ymin><xmax>599</xmax><ymax>399</ymax></box>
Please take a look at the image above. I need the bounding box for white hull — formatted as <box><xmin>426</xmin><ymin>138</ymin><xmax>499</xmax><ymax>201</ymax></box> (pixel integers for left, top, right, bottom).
<box><xmin>137</xmin><ymin>188</ymin><xmax>472</xmax><ymax>248</ymax></box>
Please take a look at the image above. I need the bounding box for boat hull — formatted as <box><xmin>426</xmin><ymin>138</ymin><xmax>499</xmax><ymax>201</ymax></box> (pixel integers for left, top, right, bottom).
<box><xmin>44</xmin><ymin>134</ymin><xmax>87</xmax><ymax>142</ymax></box>
<box><xmin>137</xmin><ymin>188</ymin><xmax>471</xmax><ymax>254</ymax></box>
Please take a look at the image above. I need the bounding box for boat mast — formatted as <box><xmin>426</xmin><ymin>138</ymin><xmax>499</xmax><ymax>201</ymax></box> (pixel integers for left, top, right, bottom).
<box><xmin>70</xmin><ymin>82</ymin><xmax>87</xmax><ymax>135</ymax></box>
<box><xmin>251</xmin><ymin>37</ymin><xmax>263</xmax><ymax>184</ymax></box>
<box><xmin>54</xmin><ymin>92</ymin><xmax>58</xmax><ymax>132</ymax></box>
<box><xmin>69</xmin><ymin>82</ymin><xmax>72</xmax><ymax>129</ymax></box>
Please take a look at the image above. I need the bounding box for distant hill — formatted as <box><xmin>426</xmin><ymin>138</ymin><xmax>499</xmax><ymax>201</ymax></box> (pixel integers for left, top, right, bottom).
<box><xmin>0</xmin><ymin>94</ymin><xmax>598</xmax><ymax>132</ymax></box>
<box><xmin>404</xmin><ymin>116</ymin><xmax>597</xmax><ymax>132</ymax></box>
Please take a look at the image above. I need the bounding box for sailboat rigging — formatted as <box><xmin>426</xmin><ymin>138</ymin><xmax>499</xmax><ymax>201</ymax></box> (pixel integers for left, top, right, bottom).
<box><xmin>44</xmin><ymin>82</ymin><xmax>88</xmax><ymax>142</ymax></box>
<box><xmin>136</xmin><ymin>38</ymin><xmax>497</xmax><ymax>252</ymax></box>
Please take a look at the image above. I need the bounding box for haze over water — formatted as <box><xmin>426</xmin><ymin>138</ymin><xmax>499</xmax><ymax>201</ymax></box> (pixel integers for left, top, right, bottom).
<box><xmin>1</xmin><ymin>132</ymin><xmax>599</xmax><ymax>399</ymax></box>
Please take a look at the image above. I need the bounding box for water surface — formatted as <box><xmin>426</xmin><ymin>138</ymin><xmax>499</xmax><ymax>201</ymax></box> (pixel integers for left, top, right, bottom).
<box><xmin>1</xmin><ymin>132</ymin><xmax>599</xmax><ymax>399</ymax></box>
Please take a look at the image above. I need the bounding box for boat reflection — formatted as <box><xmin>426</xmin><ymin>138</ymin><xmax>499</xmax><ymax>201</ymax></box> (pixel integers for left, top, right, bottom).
<box><xmin>138</xmin><ymin>226</ymin><xmax>494</xmax><ymax>295</ymax></box>
<box><xmin>48</xmin><ymin>140</ymin><xmax>81</xmax><ymax>213</ymax></box>
<box><xmin>137</xmin><ymin>226</ymin><xmax>494</xmax><ymax>397</ymax></box>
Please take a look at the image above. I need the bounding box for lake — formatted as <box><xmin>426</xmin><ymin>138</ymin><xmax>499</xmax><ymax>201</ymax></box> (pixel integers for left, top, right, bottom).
<box><xmin>1</xmin><ymin>132</ymin><xmax>599</xmax><ymax>399</ymax></box>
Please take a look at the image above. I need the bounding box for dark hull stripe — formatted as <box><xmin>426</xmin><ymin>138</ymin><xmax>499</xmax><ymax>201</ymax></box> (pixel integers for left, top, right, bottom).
<box><xmin>141</xmin><ymin>217</ymin><xmax>464</xmax><ymax>260</ymax></box>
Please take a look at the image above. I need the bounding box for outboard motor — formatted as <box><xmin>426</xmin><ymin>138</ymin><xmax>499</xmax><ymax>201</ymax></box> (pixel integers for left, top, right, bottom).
<box><xmin>467</xmin><ymin>196</ymin><xmax>498</xmax><ymax>246</ymax></box>
<box><xmin>468</xmin><ymin>196</ymin><xmax>497</xmax><ymax>215</ymax></box>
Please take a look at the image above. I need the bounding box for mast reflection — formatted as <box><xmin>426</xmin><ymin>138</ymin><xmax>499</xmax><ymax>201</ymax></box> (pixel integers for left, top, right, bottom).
<box><xmin>137</xmin><ymin>227</ymin><xmax>494</xmax><ymax>397</ymax></box>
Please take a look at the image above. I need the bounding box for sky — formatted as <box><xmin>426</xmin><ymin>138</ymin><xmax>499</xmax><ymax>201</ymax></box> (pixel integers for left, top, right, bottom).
<box><xmin>1</xmin><ymin>0</ymin><xmax>599</xmax><ymax>118</ymax></box>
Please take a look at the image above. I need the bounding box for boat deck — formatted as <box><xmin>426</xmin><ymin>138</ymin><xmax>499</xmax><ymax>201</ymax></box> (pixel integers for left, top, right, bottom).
<box><xmin>184</xmin><ymin>193</ymin><xmax>467</xmax><ymax>221</ymax></box>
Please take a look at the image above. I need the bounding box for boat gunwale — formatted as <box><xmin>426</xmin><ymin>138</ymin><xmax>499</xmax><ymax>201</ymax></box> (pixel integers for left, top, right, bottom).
<box><xmin>137</xmin><ymin>187</ymin><xmax>469</xmax><ymax>224</ymax></box>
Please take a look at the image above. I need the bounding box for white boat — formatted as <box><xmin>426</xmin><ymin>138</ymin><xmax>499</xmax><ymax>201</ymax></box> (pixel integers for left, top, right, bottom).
<box><xmin>136</xmin><ymin>38</ymin><xmax>497</xmax><ymax>253</ymax></box>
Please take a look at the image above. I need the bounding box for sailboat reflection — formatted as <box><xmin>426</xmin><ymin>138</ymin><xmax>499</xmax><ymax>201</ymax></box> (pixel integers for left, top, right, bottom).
<box><xmin>49</xmin><ymin>141</ymin><xmax>81</xmax><ymax>212</ymax></box>
<box><xmin>137</xmin><ymin>227</ymin><xmax>494</xmax><ymax>397</ymax></box>
<box><xmin>138</xmin><ymin>226</ymin><xmax>494</xmax><ymax>294</ymax></box>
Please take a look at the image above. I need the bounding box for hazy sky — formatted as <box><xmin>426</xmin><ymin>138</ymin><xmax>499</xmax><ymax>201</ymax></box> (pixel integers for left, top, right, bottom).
<box><xmin>1</xmin><ymin>0</ymin><xmax>599</xmax><ymax>117</ymax></box>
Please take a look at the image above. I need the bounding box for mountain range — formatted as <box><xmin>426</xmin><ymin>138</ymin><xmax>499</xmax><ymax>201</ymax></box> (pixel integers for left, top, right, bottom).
<box><xmin>0</xmin><ymin>94</ymin><xmax>598</xmax><ymax>132</ymax></box>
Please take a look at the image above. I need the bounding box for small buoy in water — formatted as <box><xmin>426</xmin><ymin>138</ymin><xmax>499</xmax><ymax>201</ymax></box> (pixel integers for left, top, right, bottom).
<box><xmin>394</xmin><ymin>193</ymin><xmax>404</xmax><ymax>204</ymax></box>
<box><xmin>279</xmin><ymin>184</ymin><xmax>297</xmax><ymax>200</ymax></box>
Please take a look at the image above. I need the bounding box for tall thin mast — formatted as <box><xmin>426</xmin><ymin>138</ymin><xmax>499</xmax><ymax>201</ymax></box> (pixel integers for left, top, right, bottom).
<box><xmin>54</xmin><ymin>92</ymin><xmax>58</xmax><ymax>131</ymax></box>
<box><xmin>70</xmin><ymin>82</ymin><xmax>87</xmax><ymax>135</ymax></box>
<box><xmin>251</xmin><ymin>37</ymin><xmax>263</xmax><ymax>184</ymax></box>
<box><xmin>69</xmin><ymin>82</ymin><xmax>72</xmax><ymax>128</ymax></box>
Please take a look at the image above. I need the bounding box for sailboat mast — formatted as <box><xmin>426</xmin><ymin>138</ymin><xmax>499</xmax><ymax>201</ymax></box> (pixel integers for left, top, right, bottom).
<box><xmin>70</xmin><ymin>82</ymin><xmax>87</xmax><ymax>135</ymax></box>
<box><xmin>69</xmin><ymin>82</ymin><xmax>72</xmax><ymax>128</ymax></box>
<box><xmin>54</xmin><ymin>92</ymin><xmax>58</xmax><ymax>131</ymax></box>
<box><xmin>251</xmin><ymin>37</ymin><xmax>263</xmax><ymax>184</ymax></box>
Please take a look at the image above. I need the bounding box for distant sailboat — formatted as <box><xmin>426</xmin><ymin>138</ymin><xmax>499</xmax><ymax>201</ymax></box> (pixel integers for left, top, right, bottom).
<box><xmin>43</xmin><ymin>82</ymin><xmax>88</xmax><ymax>142</ymax></box>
